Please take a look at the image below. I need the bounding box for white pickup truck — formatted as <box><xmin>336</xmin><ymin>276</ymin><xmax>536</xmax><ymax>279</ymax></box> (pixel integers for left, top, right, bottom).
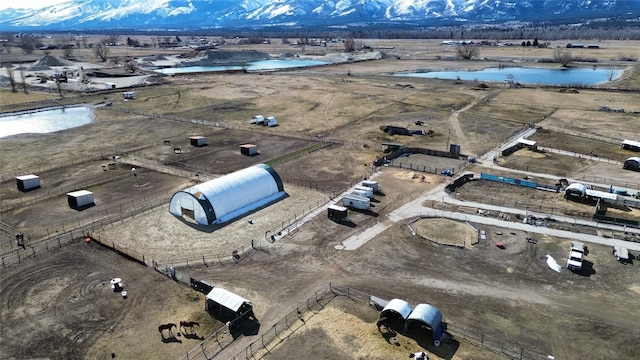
<box><xmin>566</xmin><ymin>241</ymin><xmax>586</xmax><ymax>271</ymax></box>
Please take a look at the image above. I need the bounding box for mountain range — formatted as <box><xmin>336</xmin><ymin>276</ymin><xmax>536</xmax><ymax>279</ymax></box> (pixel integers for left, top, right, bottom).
<box><xmin>2</xmin><ymin>0</ymin><xmax>639</xmax><ymax>31</ymax></box>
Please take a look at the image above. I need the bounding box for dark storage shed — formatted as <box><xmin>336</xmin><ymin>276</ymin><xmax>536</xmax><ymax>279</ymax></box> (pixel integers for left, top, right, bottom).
<box><xmin>624</xmin><ymin>157</ymin><xmax>640</xmax><ymax>171</ymax></box>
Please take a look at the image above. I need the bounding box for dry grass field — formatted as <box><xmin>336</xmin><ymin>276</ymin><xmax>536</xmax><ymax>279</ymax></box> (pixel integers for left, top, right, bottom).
<box><xmin>2</xmin><ymin>38</ymin><xmax>640</xmax><ymax>360</ymax></box>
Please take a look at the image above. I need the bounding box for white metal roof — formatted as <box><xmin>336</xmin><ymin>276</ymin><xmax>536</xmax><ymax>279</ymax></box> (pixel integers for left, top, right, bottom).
<box><xmin>381</xmin><ymin>298</ymin><xmax>412</xmax><ymax>319</ymax></box>
<box><xmin>16</xmin><ymin>174</ymin><xmax>39</xmax><ymax>180</ymax></box>
<box><xmin>407</xmin><ymin>303</ymin><xmax>442</xmax><ymax>329</ymax></box>
<box><xmin>169</xmin><ymin>164</ymin><xmax>284</xmax><ymax>224</ymax></box>
<box><xmin>625</xmin><ymin>157</ymin><xmax>640</xmax><ymax>163</ymax></box>
<box><xmin>518</xmin><ymin>138</ymin><xmax>536</xmax><ymax>146</ymax></box>
<box><xmin>585</xmin><ymin>189</ymin><xmax>618</xmax><ymax>201</ymax></box>
<box><xmin>622</xmin><ymin>139</ymin><xmax>640</xmax><ymax>148</ymax></box>
<box><xmin>67</xmin><ymin>190</ymin><xmax>93</xmax><ymax>197</ymax></box>
<box><xmin>206</xmin><ymin>287</ymin><xmax>251</xmax><ymax>312</ymax></box>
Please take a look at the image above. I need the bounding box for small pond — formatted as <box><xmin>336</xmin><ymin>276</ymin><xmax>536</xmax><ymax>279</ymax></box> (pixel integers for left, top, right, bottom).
<box><xmin>0</xmin><ymin>106</ymin><xmax>95</xmax><ymax>138</ymax></box>
<box><xmin>395</xmin><ymin>67</ymin><xmax>622</xmax><ymax>86</ymax></box>
<box><xmin>156</xmin><ymin>59</ymin><xmax>331</xmax><ymax>75</ymax></box>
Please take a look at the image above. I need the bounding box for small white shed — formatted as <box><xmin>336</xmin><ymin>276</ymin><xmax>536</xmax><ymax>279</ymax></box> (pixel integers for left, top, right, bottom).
<box><xmin>67</xmin><ymin>190</ymin><xmax>94</xmax><ymax>209</ymax></box>
<box><xmin>16</xmin><ymin>174</ymin><xmax>41</xmax><ymax>192</ymax></box>
<box><xmin>122</xmin><ymin>91</ymin><xmax>135</xmax><ymax>99</ymax></box>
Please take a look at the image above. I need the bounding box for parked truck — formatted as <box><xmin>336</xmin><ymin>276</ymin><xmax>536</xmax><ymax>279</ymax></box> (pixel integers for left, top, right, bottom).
<box><xmin>343</xmin><ymin>194</ymin><xmax>370</xmax><ymax>210</ymax></box>
<box><xmin>566</xmin><ymin>241</ymin><xmax>586</xmax><ymax>271</ymax></box>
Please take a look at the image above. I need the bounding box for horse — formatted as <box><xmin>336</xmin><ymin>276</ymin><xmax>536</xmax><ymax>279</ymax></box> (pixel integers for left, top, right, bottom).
<box><xmin>180</xmin><ymin>321</ymin><xmax>199</xmax><ymax>333</ymax></box>
<box><xmin>158</xmin><ymin>323</ymin><xmax>177</xmax><ymax>338</ymax></box>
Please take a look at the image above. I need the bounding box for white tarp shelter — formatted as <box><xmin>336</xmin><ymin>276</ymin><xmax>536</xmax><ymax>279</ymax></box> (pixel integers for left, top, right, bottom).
<box><xmin>169</xmin><ymin>164</ymin><xmax>285</xmax><ymax>225</ymax></box>
<box><xmin>205</xmin><ymin>287</ymin><xmax>252</xmax><ymax>312</ymax></box>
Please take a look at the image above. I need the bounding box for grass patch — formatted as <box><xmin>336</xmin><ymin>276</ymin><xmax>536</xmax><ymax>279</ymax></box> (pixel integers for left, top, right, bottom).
<box><xmin>266</xmin><ymin>142</ymin><xmax>328</xmax><ymax>166</ymax></box>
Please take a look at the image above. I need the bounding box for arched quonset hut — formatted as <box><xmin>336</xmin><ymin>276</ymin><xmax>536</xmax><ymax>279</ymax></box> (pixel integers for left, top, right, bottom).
<box><xmin>380</xmin><ymin>298</ymin><xmax>413</xmax><ymax>330</ymax></box>
<box><xmin>406</xmin><ymin>303</ymin><xmax>444</xmax><ymax>347</ymax></box>
<box><xmin>624</xmin><ymin>157</ymin><xmax>640</xmax><ymax>171</ymax></box>
<box><xmin>169</xmin><ymin>164</ymin><xmax>285</xmax><ymax>225</ymax></box>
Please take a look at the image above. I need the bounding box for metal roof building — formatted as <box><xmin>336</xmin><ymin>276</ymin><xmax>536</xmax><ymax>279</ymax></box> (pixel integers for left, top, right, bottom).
<box><xmin>169</xmin><ymin>164</ymin><xmax>285</xmax><ymax>225</ymax></box>
<box><xmin>380</xmin><ymin>298</ymin><xmax>413</xmax><ymax>320</ymax></box>
<box><xmin>407</xmin><ymin>303</ymin><xmax>444</xmax><ymax>346</ymax></box>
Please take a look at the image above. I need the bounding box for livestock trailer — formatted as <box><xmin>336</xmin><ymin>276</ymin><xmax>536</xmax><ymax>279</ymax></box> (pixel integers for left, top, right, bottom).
<box><xmin>190</xmin><ymin>136</ymin><xmax>207</xmax><ymax>147</ymax></box>
<box><xmin>361</xmin><ymin>180</ymin><xmax>379</xmax><ymax>191</ymax></box>
<box><xmin>16</xmin><ymin>174</ymin><xmax>41</xmax><ymax>192</ymax></box>
<box><xmin>343</xmin><ymin>194</ymin><xmax>370</xmax><ymax>210</ymax></box>
<box><xmin>67</xmin><ymin>190</ymin><xmax>94</xmax><ymax>209</ymax></box>
<box><xmin>328</xmin><ymin>205</ymin><xmax>348</xmax><ymax>221</ymax></box>
<box><xmin>240</xmin><ymin>144</ymin><xmax>258</xmax><ymax>156</ymax></box>
<box><xmin>354</xmin><ymin>185</ymin><xmax>374</xmax><ymax>198</ymax></box>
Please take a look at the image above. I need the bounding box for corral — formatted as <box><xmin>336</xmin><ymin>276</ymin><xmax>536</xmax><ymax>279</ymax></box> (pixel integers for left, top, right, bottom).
<box><xmin>2</xmin><ymin>38</ymin><xmax>640</xmax><ymax>360</ymax></box>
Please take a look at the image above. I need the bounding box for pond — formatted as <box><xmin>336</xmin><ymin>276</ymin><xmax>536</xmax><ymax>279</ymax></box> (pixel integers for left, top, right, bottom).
<box><xmin>0</xmin><ymin>106</ymin><xmax>95</xmax><ymax>138</ymax></box>
<box><xmin>156</xmin><ymin>59</ymin><xmax>331</xmax><ymax>75</ymax></box>
<box><xmin>395</xmin><ymin>67</ymin><xmax>622</xmax><ymax>86</ymax></box>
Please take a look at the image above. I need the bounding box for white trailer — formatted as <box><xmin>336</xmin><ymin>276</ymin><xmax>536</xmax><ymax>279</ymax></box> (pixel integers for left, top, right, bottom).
<box><xmin>352</xmin><ymin>189</ymin><xmax>369</xmax><ymax>199</ymax></box>
<box><xmin>361</xmin><ymin>180</ymin><xmax>379</xmax><ymax>191</ymax></box>
<box><xmin>343</xmin><ymin>194</ymin><xmax>370</xmax><ymax>210</ymax></box>
<box><xmin>354</xmin><ymin>185</ymin><xmax>374</xmax><ymax>198</ymax></box>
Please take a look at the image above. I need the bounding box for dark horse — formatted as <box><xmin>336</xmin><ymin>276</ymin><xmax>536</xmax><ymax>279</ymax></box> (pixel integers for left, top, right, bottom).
<box><xmin>376</xmin><ymin>316</ymin><xmax>388</xmax><ymax>330</ymax></box>
<box><xmin>158</xmin><ymin>323</ymin><xmax>177</xmax><ymax>338</ymax></box>
<box><xmin>180</xmin><ymin>321</ymin><xmax>200</xmax><ymax>333</ymax></box>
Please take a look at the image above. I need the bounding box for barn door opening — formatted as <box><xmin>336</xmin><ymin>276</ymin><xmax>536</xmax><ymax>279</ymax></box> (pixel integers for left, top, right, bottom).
<box><xmin>182</xmin><ymin>208</ymin><xmax>195</xmax><ymax>220</ymax></box>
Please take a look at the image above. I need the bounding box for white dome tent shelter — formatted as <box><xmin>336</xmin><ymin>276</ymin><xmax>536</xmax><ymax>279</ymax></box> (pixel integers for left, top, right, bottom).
<box><xmin>169</xmin><ymin>164</ymin><xmax>285</xmax><ymax>225</ymax></box>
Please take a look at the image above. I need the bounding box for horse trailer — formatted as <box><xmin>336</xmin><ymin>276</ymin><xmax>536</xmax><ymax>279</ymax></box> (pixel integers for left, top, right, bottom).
<box><xmin>328</xmin><ymin>205</ymin><xmax>348</xmax><ymax>221</ymax></box>
<box><xmin>343</xmin><ymin>194</ymin><xmax>370</xmax><ymax>210</ymax></box>
<box><xmin>361</xmin><ymin>180</ymin><xmax>379</xmax><ymax>191</ymax></box>
<box><xmin>354</xmin><ymin>185</ymin><xmax>374</xmax><ymax>198</ymax></box>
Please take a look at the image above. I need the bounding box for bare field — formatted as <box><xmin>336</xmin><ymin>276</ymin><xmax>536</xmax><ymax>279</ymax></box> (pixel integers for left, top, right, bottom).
<box><xmin>2</xmin><ymin>39</ymin><xmax>640</xmax><ymax>360</ymax></box>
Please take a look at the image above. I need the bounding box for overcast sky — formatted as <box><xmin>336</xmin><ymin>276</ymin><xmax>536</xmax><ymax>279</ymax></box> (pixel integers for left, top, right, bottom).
<box><xmin>0</xmin><ymin>1</ymin><xmax>68</xmax><ymax>11</ymax></box>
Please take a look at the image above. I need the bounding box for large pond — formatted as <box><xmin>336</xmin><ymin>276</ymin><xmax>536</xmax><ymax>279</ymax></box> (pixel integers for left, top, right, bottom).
<box><xmin>0</xmin><ymin>106</ymin><xmax>95</xmax><ymax>138</ymax></box>
<box><xmin>156</xmin><ymin>59</ymin><xmax>331</xmax><ymax>75</ymax></box>
<box><xmin>395</xmin><ymin>67</ymin><xmax>622</xmax><ymax>86</ymax></box>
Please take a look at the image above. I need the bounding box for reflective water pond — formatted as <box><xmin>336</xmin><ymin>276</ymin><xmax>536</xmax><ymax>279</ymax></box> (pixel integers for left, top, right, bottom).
<box><xmin>0</xmin><ymin>106</ymin><xmax>95</xmax><ymax>138</ymax></box>
<box><xmin>156</xmin><ymin>59</ymin><xmax>331</xmax><ymax>75</ymax></box>
<box><xmin>395</xmin><ymin>67</ymin><xmax>622</xmax><ymax>86</ymax></box>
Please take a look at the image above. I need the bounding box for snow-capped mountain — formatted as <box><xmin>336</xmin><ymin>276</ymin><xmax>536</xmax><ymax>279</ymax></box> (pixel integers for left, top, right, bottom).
<box><xmin>1</xmin><ymin>0</ymin><xmax>638</xmax><ymax>31</ymax></box>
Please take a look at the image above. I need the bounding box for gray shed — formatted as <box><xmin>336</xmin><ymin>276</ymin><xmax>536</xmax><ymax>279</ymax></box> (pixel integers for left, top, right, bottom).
<box><xmin>190</xmin><ymin>136</ymin><xmax>207</xmax><ymax>147</ymax></box>
<box><xmin>406</xmin><ymin>303</ymin><xmax>444</xmax><ymax>347</ymax></box>
<box><xmin>240</xmin><ymin>144</ymin><xmax>258</xmax><ymax>156</ymax></box>
<box><xmin>67</xmin><ymin>190</ymin><xmax>94</xmax><ymax>209</ymax></box>
<box><xmin>16</xmin><ymin>174</ymin><xmax>41</xmax><ymax>192</ymax></box>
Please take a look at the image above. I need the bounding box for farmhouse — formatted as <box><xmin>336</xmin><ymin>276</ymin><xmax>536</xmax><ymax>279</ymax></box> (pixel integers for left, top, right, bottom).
<box><xmin>624</xmin><ymin>157</ymin><xmax>640</xmax><ymax>171</ymax></box>
<box><xmin>169</xmin><ymin>164</ymin><xmax>285</xmax><ymax>225</ymax></box>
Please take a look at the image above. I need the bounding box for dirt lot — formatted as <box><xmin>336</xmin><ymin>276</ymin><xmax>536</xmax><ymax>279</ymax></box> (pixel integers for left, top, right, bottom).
<box><xmin>2</xmin><ymin>39</ymin><xmax>640</xmax><ymax>360</ymax></box>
